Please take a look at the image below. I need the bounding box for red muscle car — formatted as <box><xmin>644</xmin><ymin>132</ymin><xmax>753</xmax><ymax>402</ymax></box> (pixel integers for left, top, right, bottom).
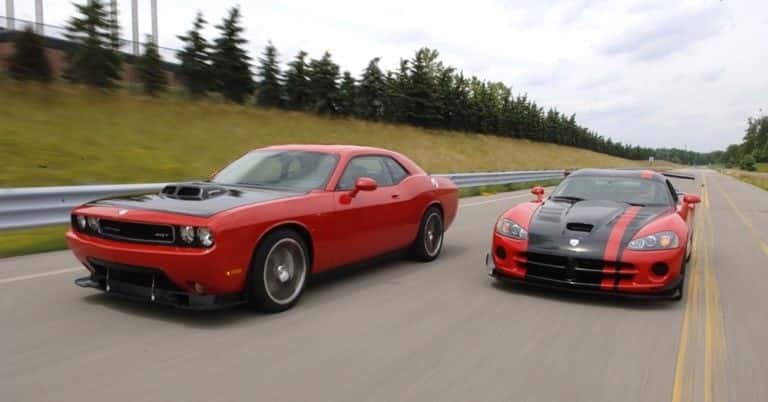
<box><xmin>486</xmin><ymin>169</ymin><xmax>700</xmax><ymax>299</ymax></box>
<box><xmin>67</xmin><ymin>145</ymin><xmax>458</xmax><ymax>311</ymax></box>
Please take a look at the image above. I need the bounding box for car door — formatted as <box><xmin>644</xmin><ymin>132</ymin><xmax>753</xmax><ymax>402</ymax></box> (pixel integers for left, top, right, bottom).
<box><xmin>328</xmin><ymin>155</ymin><xmax>402</xmax><ymax>266</ymax></box>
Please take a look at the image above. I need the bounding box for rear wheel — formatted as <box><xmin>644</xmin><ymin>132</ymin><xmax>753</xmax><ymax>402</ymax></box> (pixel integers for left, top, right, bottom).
<box><xmin>411</xmin><ymin>207</ymin><xmax>444</xmax><ymax>262</ymax></box>
<box><xmin>249</xmin><ymin>229</ymin><xmax>309</xmax><ymax>313</ymax></box>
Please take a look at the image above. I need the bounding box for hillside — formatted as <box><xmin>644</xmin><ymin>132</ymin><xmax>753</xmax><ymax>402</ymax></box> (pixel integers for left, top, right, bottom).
<box><xmin>0</xmin><ymin>81</ymin><xmax>665</xmax><ymax>187</ymax></box>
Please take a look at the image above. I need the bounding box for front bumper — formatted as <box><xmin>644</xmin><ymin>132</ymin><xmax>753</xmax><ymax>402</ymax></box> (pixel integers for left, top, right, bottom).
<box><xmin>485</xmin><ymin>254</ymin><xmax>681</xmax><ymax>299</ymax></box>
<box><xmin>74</xmin><ymin>258</ymin><xmax>246</xmax><ymax>310</ymax></box>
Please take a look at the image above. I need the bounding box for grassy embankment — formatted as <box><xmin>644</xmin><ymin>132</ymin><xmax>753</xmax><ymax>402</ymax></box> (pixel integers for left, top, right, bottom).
<box><xmin>722</xmin><ymin>164</ymin><xmax>768</xmax><ymax>191</ymax></box>
<box><xmin>0</xmin><ymin>81</ymin><xmax>669</xmax><ymax>257</ymax></box>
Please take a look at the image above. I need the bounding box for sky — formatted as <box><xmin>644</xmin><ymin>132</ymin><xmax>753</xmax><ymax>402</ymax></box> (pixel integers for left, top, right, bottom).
<box><xmin>6</xmin><ymin>0</ymin><xmax>768</xmax><ymax>152</ymax></box>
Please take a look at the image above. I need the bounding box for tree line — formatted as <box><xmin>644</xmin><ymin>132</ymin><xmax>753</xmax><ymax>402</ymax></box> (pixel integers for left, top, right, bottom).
<box><xmin>719</xmin><ymin>115</ymin><xmax>768</xmax><ymax>171</ymax></box>
<box><xmin>5</xmin><ymin>0</ymin><xmax>721</xmax><ymax>164</ymax></box>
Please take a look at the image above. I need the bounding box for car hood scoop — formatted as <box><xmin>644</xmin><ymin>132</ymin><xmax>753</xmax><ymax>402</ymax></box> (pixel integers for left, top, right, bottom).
<box><xmin>161</xmin><ymin>183</ymin><xmax>228</xmax><ymax>200</ymax></box>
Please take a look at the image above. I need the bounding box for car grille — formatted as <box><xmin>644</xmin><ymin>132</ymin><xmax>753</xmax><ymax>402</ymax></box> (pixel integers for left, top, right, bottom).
<box><xmin>88</xmin><ymin>258</ymin><xmax>181</xmax><ymax>291</ymax></box>
<box><xmin>525</xmin><ymin>252</ymin><xmax>634</xmax><ymax>287</ymax></box>
<box><xmin>98</xmin><ymin>219</ymin><xmax>176</xmax><ymax>245</ymax></box>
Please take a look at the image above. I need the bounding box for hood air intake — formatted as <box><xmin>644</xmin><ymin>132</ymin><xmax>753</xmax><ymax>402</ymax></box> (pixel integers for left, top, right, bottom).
<box><xmin>161</xmin><ymin>184</ymin><xmax>228</xmax><ymax>201</ymax></box>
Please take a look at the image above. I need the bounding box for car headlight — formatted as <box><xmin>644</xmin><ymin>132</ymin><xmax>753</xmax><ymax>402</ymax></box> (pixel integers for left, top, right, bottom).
<box><xmin>495</xmin><ymin>218</ymin><xmax>528</xmax><ymax>240</ymax></box>
<box><xmin>179</xmin><ymin>226</ymin><xmax>196</xmax><ymax>244</ymax></box>
<box><xmin>86</xmin><ymin>216</ymin><xmax>100</xmax><ymax>232</ymax></box>
<box><xmin>627</xmin><ymin>231</ymin><xmax>679</xmax><ymax>250</ymax></box>
<box><xmin>75</xmin><ymin>215</ymin><xmax>87</xmax><ymax>230</ymax></box>
<box><xmin>197</xmin><ymin>227</ymin><xmax>214</xmax><ymax>247</ymax></box>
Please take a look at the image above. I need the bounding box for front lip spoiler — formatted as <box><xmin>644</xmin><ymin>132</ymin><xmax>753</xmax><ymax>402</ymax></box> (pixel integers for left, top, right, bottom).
<box><xmin>485</xmin><ymin>253</ymin><xmax>681</xmax><ymax>301</ymax></box>
<box><xmin>75</xmin><ymin>276</ymin><xmax>247</xmax><ymax>310</ymax></box>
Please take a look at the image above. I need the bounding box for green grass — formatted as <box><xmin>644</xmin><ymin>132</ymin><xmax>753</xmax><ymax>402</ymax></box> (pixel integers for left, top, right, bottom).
<box><xmin>0</xmin><ymin>81</ymin><xmax>672</xmax><ymax>258</ymax></box>
<box><xmin>0</xmin><ymin>226</ymin><xmax>69</xmax><ymax>258</ymax></box>
<box><xmin>722</xmin><ymin>169</ymin><xmax>768</xmax><ymax>191</ymax></box>
<box><xmin>1</xmin><ymin>81</ymin><xmax>666</xmax><ymax>187</ymax></box>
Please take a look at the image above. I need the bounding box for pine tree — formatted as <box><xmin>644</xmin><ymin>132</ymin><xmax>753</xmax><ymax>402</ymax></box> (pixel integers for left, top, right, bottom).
<box><xmin>338</xmin><ymin>71</ymin><xmax>357</xmax><ymax>116</ymax></box>
<box><xmin>177</xmin><ymin>12</ymin><xmax>213</xmax><ymax>97</ymax></box>
<box><xmin>283</xmin><ymin>50</ymin><xmax>311</xmax><ymax>110</ymax></box>
<box><xmin>64</xmin><ymin>0</ymin><xmax>122</xmax><ymax>88</ymax></box>
<box><xmin>8</xmin><ymin>27</ymin><xmax>52</xmax><ymax>82</ymax></box>
<box><xmin>256</xmin><ymin>41</ymin><xmax>282</xmax><ymax>107</ymax></box>
<box><xmin>211</xmin><ymin>7</ymin><xmax>254</xmax><ymax>103</ymax></box>
<box><xmin>358</xmin><ymin>57</ymin><xmax>386</xmax><ymax>120</ymax></box>
<box><xmin>136</xmin><ymin>35</ymin><xmax>167</xmax><ymax>95</ymax></box>
<box><xmin>307</xmin><ymin>51</ymin><xmax>341</xmax><ymax>114</ymax></box>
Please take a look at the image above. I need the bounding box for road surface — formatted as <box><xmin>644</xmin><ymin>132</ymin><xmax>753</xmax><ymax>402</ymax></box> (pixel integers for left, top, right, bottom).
<box><xmin>1</xmin><ymin>169</ymin><xmax>766</xmax><ymax>402</ymax></box>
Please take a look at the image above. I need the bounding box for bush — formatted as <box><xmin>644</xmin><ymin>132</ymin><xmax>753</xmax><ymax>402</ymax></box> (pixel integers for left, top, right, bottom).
<box><xmin>740</xmin><ymin>154</ymin><xmax>757</xmax><ymax>171</ymax></box>
<box><xmin>8</xmin><ymin>27</ymin><xmax>52</xmax><ymax>82</ymax></box>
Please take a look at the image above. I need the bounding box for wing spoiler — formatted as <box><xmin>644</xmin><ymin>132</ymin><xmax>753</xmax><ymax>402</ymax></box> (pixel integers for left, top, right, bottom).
<box><xmin>662</xmin><ymin>172</ymin><xmax>696</xmax><ymax>180</ymax></box>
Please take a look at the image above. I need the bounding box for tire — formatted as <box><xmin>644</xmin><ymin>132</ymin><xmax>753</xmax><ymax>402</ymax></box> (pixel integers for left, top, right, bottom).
<box><xmin>248</xmin><ymin>229</ymin><xmax>309</xmax><ymax>313</ymax></box>
<box><xmin>411</xmin><ymin>206</ymin><xmax>444</xmax><ymax>262</ymax></box>
<box><xmin>670</xmin><ymin>252</ymin><xmax>687</xmax><ymax>301</ymax></box>
<box><xmin>685</xmin><ymin>230</ymin><xmax>694</xmax><ymax>262</ymax></box>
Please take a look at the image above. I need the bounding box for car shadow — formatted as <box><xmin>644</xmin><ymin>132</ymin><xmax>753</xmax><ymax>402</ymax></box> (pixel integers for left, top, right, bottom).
<box><xmin>489</xmin><ymin>280</ymin><xmax>682</xmax><ymax>311</ymax></box>
<box><xmin>78</xmin><ymin>246</ymin><xmax>469</xmax><ymax>327</ymax></box>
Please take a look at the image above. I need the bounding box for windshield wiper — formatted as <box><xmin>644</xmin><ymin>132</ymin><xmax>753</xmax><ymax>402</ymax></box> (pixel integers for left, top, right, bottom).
<box><xmin>551</xmin><ymin>195</ymin><xmax>585</xmax><ymax>203</ymax></box>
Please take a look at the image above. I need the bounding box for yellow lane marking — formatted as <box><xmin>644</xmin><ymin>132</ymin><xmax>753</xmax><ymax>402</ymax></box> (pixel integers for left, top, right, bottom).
<box><xmin>703</xmin><ymin>173</ymin><xmax>730</xmax><ymax>402</ymax></box>
<box><xmin>671</xmin><ymin>172</ymin><xmax>730</xmax><ymax>402</ymax></box>
<box><xmin>0</xmin><ymin>267</ymin><xmax>82</xmax><ymax>285</ymax></box>
<box><xmin>671</xmin><ymin>208</ymin><xmax>701</xmax><ymax>402</ymax></box>
<box><xmin>715</xmin><ymin>177</ymin><xmax>768</xmax><ymax>257</ymax></box>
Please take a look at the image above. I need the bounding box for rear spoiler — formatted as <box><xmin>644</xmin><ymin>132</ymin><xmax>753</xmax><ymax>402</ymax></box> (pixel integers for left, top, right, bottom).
<box><xmin>662</xmin><ymin>172</ymin><xmax>695</xmax><ymax>180</ymax></box>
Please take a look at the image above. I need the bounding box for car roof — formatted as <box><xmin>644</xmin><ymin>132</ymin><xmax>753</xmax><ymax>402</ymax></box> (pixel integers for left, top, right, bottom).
<box><xmin>258</xmin><ymin>144</ymin><xmax>396</xmax><ymax>156</ymax></box>
<box><xmin>569</xmin><ymin>168</ymin><xmax>666</xmax><ymax>182</ymax></box>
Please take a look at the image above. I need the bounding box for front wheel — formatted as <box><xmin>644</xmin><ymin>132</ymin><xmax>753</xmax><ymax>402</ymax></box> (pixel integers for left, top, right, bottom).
<box><xmin>411</xmin><ymin>207</ymin><xmax>444</xmax><ymax>262</ymax></box>
<box><xmin>249</xmin><ymin>229</ymin><xmax>309</xmax><ymax>313</ymax></box>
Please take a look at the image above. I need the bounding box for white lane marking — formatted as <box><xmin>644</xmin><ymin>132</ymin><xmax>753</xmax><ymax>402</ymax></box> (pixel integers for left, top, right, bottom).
<box><xmin>460</xmin><ymin>194</ymin><xmax>530</xmax><ymax>208</ymax></box>
<box><xmin>0</xmin><ymin>267</ymin><xmax>82</xmax><ymax>285</ymax></box>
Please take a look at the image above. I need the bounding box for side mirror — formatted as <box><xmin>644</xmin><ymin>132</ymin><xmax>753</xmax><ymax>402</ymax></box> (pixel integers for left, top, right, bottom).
<box><xmin>683</xmin><ymin>194</ymin><xmax>701</xmax><ymax>204</ymax></box>
<box><xmin>531</xmin><ymin>186</ymin><xmax>545</xmax><ymax>202</ymax></box>
<box><xmin>350</xmin><ymin>177</ymin><xmax>377</xmax><ymax>197</ymax></box>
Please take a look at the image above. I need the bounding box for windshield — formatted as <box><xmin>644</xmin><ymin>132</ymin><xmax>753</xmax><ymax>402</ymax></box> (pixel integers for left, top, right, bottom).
<box><xmin>212</xmin><ymin>150</ymin><xmax>338</xmax><ymax>191</ymax></box>
<box><xmin>551</xmin><ymin>176</ymin><xmax>673</xmax><ymax>206</ymax></box>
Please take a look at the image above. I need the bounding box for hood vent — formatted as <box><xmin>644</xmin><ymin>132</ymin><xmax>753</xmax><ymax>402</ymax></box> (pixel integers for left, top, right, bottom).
<box><xmin>566</xmin><ymin>222</ymin><xmax>594</xmax><ymax>233</ymax></box>
<box><xmin>161</xmin><ymin>184</ymin><xmax>228</xmax><ymax>201</ymax></box>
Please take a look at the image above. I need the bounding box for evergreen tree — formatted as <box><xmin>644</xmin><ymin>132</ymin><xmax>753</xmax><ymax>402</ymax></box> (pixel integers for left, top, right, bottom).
<box><xmin>256</xmin><ymin>41</ymin><xmax>282</xmax><ymax>107</ymax></box>
<box><xmin>177</xmin><ymin>12</ymin><xmax>213</xmax><ymax>97</ymax></box>
<box><xmin>283</xmin><ymin>50</ymin><xmax>311</xmax><ymax>110</ymax></box>
<box><xmin>64</xmin><ymin>0</ymin><xmax>122</xmax><ymax>88</ymax></box>
<box><xmin>358</xmin><ymin>57</ymin><xmax>386</xmax><ymax>120</ymax></box>
<box><xmin>211</xmin><ymin>7</ymin><xmax>254</xmax><ymax>103</ymax></box>
<box><xmin>8</xmin><ymin>27</ymin><xmax>52</xmax><ymax>82</ymax></box>
<box><xmin>136</xmin><ymin>35</ymin><xmax>167</xmax><ymax>95</ymax></box>
<box><xmin>337</xmin><ymin>71</ymin><xmax>357</xmax><ymax>116</ymax></box>
<box><xmin>405</xmin><ymin>47</ymin><xmax>441</xmax><ymax>126</ymax></box>
<box><xmin>307</xmin><ymin>51</ymin><xmax>340</xmax><ymax>114</ymax></box>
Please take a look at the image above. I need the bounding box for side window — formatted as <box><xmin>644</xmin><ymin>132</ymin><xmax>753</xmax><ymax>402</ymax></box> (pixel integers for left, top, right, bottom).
<box><xmin>383</xmin><ymin>157</ymin><xmax>410</xmax><ymax>185</ymax></box>
<box><xmin>337</xmin><ymin>156</ymin><xmax>394</xmax><ymax>190</ymax></box>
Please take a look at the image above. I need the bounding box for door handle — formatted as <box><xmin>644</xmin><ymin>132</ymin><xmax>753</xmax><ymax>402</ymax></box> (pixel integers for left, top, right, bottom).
<box><xmin>391</xmin><ymin>194</ymin><xmax>400</xmax><ymax>199</ymax></box>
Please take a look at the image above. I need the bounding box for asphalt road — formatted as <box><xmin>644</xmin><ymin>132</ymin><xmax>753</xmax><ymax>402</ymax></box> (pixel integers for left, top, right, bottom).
<box><xmin>1</xmin><ymin>169</ymin><xmax>766</xmax><ymax>402</ymax></box>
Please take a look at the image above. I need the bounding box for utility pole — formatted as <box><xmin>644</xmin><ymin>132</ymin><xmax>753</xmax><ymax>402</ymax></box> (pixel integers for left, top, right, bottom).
<box><xmin>151</xmin><ymin>0</ymin><xmax>158</xmax><ymax>45</ymax></box>
<box><xmin>131</xmin><ymin>0</ymin><xmax>139</xmax><ymax>55</ymax></box>
<box><xmin>34</xmin><ymin>0</ymin><xmax>42</xmax><ymax>34</ymax></box>
<box><xmin>5</xmin><ymin>0</ymin><xmax>14</xmax><ymax>30</ymax></box>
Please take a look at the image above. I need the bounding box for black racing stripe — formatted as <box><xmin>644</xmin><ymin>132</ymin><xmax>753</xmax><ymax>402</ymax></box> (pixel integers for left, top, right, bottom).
<box><xmin>526</xmin><ymin>200</ymin><xmax>628</xmax><ymax>284</ymax></box>
<box><xmin>613</xmin><ymin>206</ymin><xmax>672</xmax><ymax>289</ymax></box>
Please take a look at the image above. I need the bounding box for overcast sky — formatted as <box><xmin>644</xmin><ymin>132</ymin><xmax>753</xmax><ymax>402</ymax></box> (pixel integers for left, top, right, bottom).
<box><xmin>8</xmin><ymin>0</ymin><xmax>768</xmax><ymax>152</ymax></box>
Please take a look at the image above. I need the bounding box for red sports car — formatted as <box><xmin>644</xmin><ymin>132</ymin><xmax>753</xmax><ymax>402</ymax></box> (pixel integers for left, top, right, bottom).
<box><xmin>67</xmin><ymin>145</ymin><xmax>458</xmax><ymax>311</ymax></box>
<box><xmin>486</xmin><ymin>169</ymin><xmax>700</xmax><ymax>299</ymax></box>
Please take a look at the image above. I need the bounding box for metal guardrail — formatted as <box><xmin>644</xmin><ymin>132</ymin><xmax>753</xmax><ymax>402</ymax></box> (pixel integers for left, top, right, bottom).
<box><xmin>0</xmin><ymin>170</ymin><xmax>564</xmax><ymax>231</ymax></box>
